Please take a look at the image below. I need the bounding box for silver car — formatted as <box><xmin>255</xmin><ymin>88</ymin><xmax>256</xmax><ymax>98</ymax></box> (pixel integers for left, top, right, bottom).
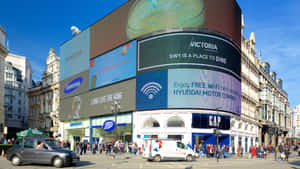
<box><xmin>6</xmin><ymin>137</ymin><xmax>79</xmax><ymax>168</ymax></box>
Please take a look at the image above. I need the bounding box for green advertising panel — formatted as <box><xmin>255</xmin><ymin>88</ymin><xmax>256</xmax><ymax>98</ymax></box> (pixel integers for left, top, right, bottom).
<box><xmin>138</xmin><ymin>32</ymin><xmax>241</xmax><ymax>79</ymax></box>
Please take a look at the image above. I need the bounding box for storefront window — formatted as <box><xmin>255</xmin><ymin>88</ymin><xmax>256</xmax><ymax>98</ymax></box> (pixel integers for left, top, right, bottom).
<box><xmin>92</xmin><ymin>124</ymin><xmax>131</xmax><ymax>143</ymax></box>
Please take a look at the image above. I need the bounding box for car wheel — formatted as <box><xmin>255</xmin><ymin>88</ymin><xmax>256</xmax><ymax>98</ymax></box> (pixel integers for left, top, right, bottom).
<box><xmin>11</xmin><ymin>156</ymin><xmax>21</xmax><ymax>166</ymax></box>
<box><xmin>154</xmin><ymin>155</ymin><xmax>161</xmax><ymax>162</ymax></box>
<box><xmin>53</xmin><ymin>157</ymin><xmax>64</xmax><ymax>168</ymax></box>
<box><xmin>187</xmin><ymin>155</ymin><xmax>193</xmax><ymax>162</ymax></box>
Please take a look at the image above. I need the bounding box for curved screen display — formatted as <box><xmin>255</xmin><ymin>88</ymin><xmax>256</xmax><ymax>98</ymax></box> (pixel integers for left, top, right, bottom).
<box><xmin>90</xmin><ymin>0</ymin><xmax>241</xmax><ymax>59</ymax></box>
<box><xmin>136</xmin><ymin>32</ymin><xmax>241</xmax><ymax>115</ymax></box>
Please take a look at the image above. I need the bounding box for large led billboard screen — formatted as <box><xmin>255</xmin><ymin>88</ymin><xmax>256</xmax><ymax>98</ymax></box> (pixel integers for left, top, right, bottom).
<box><xmin>90</xmin><ymin>0</ymin><xmax>241</xmax><ymax>59</ymax></box>
<box><xmin>138</xmin><ymin>32</ymin><xmax>241</xmax><ymax>79</ymax></box>
<box><xmin>60</xmin><ymin>28</ymin><xmax>90</xmax><ymax>81</ymax></box>
<box><xmin>168</xmin><ymin>69</ymin><xmax>241</xmax><ymax>114</ymax></box>
<box><xmin>60</xmin><ymin>70</ymin><xmax>89</xmax><ymax>99</ymax></box>
<box><xmin>60</xmin><ymin>79</ymin><xmax>136</xmax><ymax>121</ymax></box>
<box><xmin>88</xmin><ymin>79</ymin><xmax>136</xmax><ymax>117</ymax></box>
<box><xmin>89</xmin><ymin>41</ymin><xmax>136</xmax><ymax>89</ymax></box>
<box><xmin>136</xmin><ymin>69</ymin><xmax>241</xmax><ymax>115</ymax></box>
<box><xmin>60</xmin><ymin>92</ymin><xmax>89</xmax><ymax>121</ymax></box>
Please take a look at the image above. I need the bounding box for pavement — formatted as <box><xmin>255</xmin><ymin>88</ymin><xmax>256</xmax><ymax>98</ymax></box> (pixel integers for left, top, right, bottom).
<box><xmin>0</xmin><ymin>152</ymin><xmax>299</xmax><ymax>169</ymax></box>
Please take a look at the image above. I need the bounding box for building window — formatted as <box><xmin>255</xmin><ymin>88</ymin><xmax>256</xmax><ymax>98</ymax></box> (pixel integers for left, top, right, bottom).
<box><xmin>272</xmin><ymin>109</ymin><xmax>275</xmax><ymax>123</ymax></box>
<box><xmin>260</xmin><ymin>88</ymin><xmax>268</xmax><ymax>100</ymax></box>
<box><xmin>143</xmin><ymin>118</ymin><xmax>160</xmax><ymax>128</ymax></box>
<box><xmin>262</xmin><ymin>104</ymin><xmax>267</xmax><ymax>120</ymax></box>
<box><xmin>167</xmin><ymin>116</ymin><xmax>185</xmax><ymax>127</ymax></box>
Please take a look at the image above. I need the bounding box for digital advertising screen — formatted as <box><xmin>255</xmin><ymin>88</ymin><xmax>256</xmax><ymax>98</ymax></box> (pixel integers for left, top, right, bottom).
<box><xmin>89</xmin><ymin>41</ymin><xmax>136</xmax><ymax>90</ymax></box>
<box><xmin>136</xmin><ymin>68</ymin><xmax>241</xmax><ymax>115</ymax></box>
<box><xmin>90</xmin><ymin>0</ymin><xmax>241</xmax><ymax>59</ymax></box>
<box><xmin>138</xmin><ymin>32</ymin><xmax>241</xmax><ymax>79</ymax></box>
<box><xmin>60</xmin><ymin>92</ymin><xmax>89</xmax><ymax>121</ymax></box>
<box><xmin>168</xmin><ymin>69</ymin><xmax>241</xmax><ymax>115</ymax></box>
<box><xmin>60</xmin><ymin>70</ymin><xmax>89</xmax><ymax>99</ymax></box>
<box><xmin>60</xmin><ymin>28</ymin><xmax>90</xmax><ymax>81</ymax></box>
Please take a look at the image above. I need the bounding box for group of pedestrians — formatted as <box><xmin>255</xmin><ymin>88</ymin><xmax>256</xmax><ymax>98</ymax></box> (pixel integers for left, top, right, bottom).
<box><xmin>0</xmin><ymin>137</ymin><xmax>15</xmax><ymax>144</ymax></box>
<box><xmin>74</xmin><ymin>140</ymin><xmax>141</xmax><ymax>156</ymax></box>
<box><xmin>190</xmin><ymin>144</ymin><xmax>230</xmax><ymax>159</ymax></box>
<box><xmin>188</xmin><ymin>141</ymin><xmax>299</xmax><ymax>161</ymax></box>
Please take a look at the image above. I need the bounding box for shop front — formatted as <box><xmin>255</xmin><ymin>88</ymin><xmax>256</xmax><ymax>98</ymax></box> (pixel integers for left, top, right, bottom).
<box><xmin>63</xmin><ymin>119</ymin><xmax>90</xmax><ymax>151</ymax></box>
<box><xmin>192</xmin><ymin>113</ymin><xmax>231</xmax><ymax>152</ymax></box>
<box><xmin>91</xmin><ymin>112</ymin><xmax>132</xmax><ymax>144</ymax></box>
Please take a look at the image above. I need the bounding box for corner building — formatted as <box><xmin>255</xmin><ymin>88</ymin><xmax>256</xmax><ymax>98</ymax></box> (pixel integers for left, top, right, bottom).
<box><xmin>59</xmin><ymin>0</ymin><xmax>243</xmax><ymax>151</ymax></box>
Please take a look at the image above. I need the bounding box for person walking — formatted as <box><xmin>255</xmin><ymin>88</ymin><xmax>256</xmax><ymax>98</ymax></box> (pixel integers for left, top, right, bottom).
<box><xmin>278</xmin><ymin>142</ymin><xmax>284</xmax><ymax>161</ymax></box>
<box><xmin>251</xmin><ymin>145</ymin><xmax>257</xmax><ymax>158</ymax></box>
<box><xmin>75</xmin><ymin>141</ymin><xmax>80</xmax><ymax>154</ymax></box>
<box><xmin>284</xmin><ymin>144</ymin><xmax>290</xmax><ymax>162</ymax></box>
<box><xmin>80</xmin><ymin>142</ymin><xmax>84</xmax><ymax>155</ymax></box>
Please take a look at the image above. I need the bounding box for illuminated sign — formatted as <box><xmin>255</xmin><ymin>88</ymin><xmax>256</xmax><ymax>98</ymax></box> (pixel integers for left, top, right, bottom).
<box><xmin>192</xmin><ymin>114</ymin><xmax>230</xmax><ymax>130</ymax></box>
<box><xmin>89</xmin><ymin>41</ymin><xmax>136</xmax><ymax>89</ymax></box>
<box><xmin>138</xmin><ymin>32</ymin><xmax>241</xmax><ymax>79</ymax></box>
<box><xmin>64</xmin><ymin>77</ymin><xmax>83</xmax><ymax>94</ymax></box>
<box><xmin>103</xmin><ymin>120</ymin><xmax>115</xmax><ymax>132</ymax></box>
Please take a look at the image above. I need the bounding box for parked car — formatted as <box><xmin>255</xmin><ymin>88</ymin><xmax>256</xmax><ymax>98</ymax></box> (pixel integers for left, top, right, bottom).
<box><xmin>143</xmin><ymin>138</ymin><xmax>195</xmax><ymax>162</ymax></box>
<box><xmin>6</xmin><ymin>137</ymin><xmax>79</xmax><ymax>168</ymax></box>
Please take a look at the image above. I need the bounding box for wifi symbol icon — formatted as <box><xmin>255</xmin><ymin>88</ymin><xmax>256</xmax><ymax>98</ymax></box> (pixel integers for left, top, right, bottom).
<box><xmin>141</xmin><ymin>82</ymin><xmax>162</xmax><ymax>100</ymax></box>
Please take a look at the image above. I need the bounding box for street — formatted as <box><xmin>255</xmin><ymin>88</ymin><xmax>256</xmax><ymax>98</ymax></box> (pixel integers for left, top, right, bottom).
<box><xmin>0</xmin><ymin>154</ymin><xmax>299</xmax><ymax>169</ymax></box>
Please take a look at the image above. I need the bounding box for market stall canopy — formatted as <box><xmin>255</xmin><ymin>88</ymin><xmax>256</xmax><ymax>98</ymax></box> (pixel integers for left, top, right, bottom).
<box><xmin>16</xmin><ymin>129</ymin><xmax>48</xmax><ymax>137</ymax></box>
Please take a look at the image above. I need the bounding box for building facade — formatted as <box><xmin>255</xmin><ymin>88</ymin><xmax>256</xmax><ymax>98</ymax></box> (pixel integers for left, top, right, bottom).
<box><xmin>4</xmin><ymin>53</ymin><xmax>32</xmax><ymax>136</ymax></box>
<box><xmin>232</xmin><ymin>18</ymin><xmax>261</xmax><ymax>153</ymax></box>
<box><xmin>59</xmin><ymin>0</ymin><xmax>243</xmax><ymax>151</ymax></box>
<box><xmin>59</xmin><ymin>0</ymin><xmax>290</xmax><ymax>152</ymax></box>
<box><xmin>288</xmin><ymin>105</ymin><xmax>300</xmax><ymax>143</ymax></box>
<box><xmin>0</xmin><ymin>25</ymin><xmax>8</xmax><ymax>137</ymax></box>
<box><xmin>258</xmin><ymin>61</ymin><xmax>290</xmax><ymax>145</ymax></box>
<box><xmin>28</xmin><ymin>48</ymin><xmax>60</xmax><ymax>137</ymax></box>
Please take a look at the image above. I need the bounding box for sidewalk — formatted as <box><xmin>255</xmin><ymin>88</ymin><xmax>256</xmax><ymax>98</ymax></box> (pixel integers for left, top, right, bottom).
<box><xmin>79</xmin><ymin>151</ymin><xmax>300</xmax><ymax>161</ymax></box>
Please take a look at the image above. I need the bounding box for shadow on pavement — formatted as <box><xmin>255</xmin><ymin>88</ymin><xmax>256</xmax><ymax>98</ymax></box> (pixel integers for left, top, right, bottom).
<box><xmin>70</xmin><ymin>161</ymin><xmax>95</xmax><ymax>167</ymax></box>
<box><xmin>288</xmin><ymin>160</ymin><xmax>300</xmax><ymax>169</ymax></box>
<box><xmin>21</xmin><ymin>161</ymin><xmax>95</xmax><ymax>168</ymax></box>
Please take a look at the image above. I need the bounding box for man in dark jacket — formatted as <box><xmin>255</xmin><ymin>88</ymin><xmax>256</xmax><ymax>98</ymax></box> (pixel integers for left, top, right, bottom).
<box><xmin>284</xmin><ymin>144</ymin><xmax>290</xmax><ymax>161</ymax></box>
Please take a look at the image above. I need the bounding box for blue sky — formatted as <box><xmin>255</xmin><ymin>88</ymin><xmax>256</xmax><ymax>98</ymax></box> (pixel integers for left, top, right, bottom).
<box><xmin>0</xmin><ymin>0</ymin><xmax>299</xmax><ymax>108</ymax></box>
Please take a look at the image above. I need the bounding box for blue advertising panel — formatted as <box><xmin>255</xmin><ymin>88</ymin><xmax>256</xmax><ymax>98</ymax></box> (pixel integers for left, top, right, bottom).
<box><xmin>60</xmin><ymin>28</ymin><xmax>90</xmax><ymax>81</ymax></box>
<box><xmin>64</xmin><ymin>77</ymin><xmax>83</xmax><ymax>94</ymax></box>
<box><xmin>89</xmin><ymin>41</ymin><xmax>136</xmax><ymax>89</ymax></box>
<box><xmin>136</xmin><ymin>70</ymin><xmax>168</xmax><ymax>110</ymax></box>
<box><xmin>168</xmin><ymin>69</ymin><xmax>241</xmax><ymax>115</ymax></box>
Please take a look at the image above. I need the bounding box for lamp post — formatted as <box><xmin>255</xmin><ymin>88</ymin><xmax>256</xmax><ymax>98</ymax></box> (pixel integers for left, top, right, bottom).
<box><xmin>111</xmin><ymin>100</ymin><xmax>120</xmax><ymax>142</ymax></box>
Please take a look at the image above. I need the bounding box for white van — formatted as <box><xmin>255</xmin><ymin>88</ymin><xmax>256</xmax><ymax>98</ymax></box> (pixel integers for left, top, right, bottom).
<box><xmin>143</xmin><ymin>139</ymin><xmax>195</xmax><ymax>162</ymax></box>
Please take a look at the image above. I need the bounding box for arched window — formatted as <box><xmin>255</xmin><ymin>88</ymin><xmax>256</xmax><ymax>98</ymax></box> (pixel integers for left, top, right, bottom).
<box><xmin>167</xmin><ymin>116</ymin><xmax>185</xmax><ymax>127</ymax></box>
<box><xmin>143</xmin><ymin>118</ymin><xmax>160</xmax><ymax>128</ymax></box>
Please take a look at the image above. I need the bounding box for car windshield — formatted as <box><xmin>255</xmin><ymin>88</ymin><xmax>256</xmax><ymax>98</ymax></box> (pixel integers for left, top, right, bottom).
<box><xmin>45</xmin><ymin>139</ymin><xmax>59</xmax><ymax>149</ymax></box>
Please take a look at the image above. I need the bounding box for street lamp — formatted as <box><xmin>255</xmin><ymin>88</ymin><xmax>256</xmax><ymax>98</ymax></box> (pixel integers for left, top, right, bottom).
<box><xmin>111</xmin><ymin>100</ymin><xmax>120</xmax><ymax>142</ymax></box>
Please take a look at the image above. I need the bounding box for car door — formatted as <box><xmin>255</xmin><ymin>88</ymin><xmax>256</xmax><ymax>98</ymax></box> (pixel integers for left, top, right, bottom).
<box><xmin>21</xmin><ymin>138</ymin><xmax>36</xmax><ymax>162</ymax></box>
<box><xmin>34</xmin><ymin>142</ymin><xmax>52</xmax><ymax>164</ymax></box>
<box><xmin>176</xmin><ymin>142</ymin><xmax>187</xmax><ymax>160</ymax></box>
